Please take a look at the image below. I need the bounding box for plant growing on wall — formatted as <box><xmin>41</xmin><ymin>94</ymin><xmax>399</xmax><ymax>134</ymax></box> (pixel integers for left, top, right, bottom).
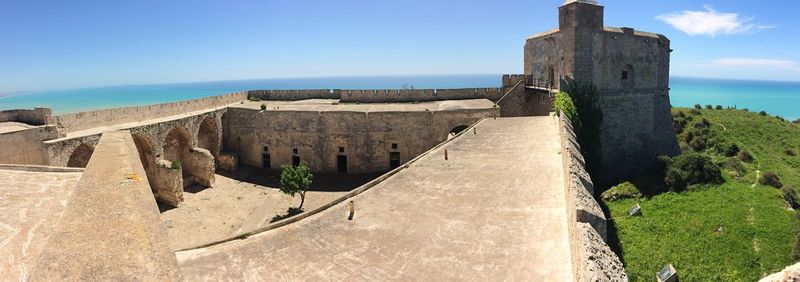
<box><xmin>170</xmin><ymin>160</ymin><xmax>181</xmax><ymax>170</ymax></box>
<box><xmin>563</xmin><ymin>78</ymin><xmax>603</xmax><ymax>182</ymax></box>
<box><xmin>279</xmin><ymin>161</ymin><xmax>314</xmax><ymax>210</ymax></box>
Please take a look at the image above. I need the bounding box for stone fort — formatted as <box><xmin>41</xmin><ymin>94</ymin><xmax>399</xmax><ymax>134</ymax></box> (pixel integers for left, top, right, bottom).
<box><xmin>0</xmin><ymin>1</ymin><xmax>677</xmax><ymax>281</ymax></box>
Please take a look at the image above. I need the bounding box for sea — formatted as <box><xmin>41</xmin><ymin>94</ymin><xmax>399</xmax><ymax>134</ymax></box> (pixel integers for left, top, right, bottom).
<box><xmin>1</xmin><ymin>75</ymin><xmax>798</xmax><ymax>120</ymax></box>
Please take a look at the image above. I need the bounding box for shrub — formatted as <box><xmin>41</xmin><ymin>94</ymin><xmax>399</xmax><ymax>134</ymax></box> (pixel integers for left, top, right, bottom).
<box><xmin>705</xmin><ymin>105</ymin><xmax>713</xmax><ymax>110</ymax></box>
<box><xmin>689</xmin><ymin>137</ymin><xmax>707</xmax><ymax>151</ymax></box>
<box><xmin>716</xmin><ymin>142</ymin><xmax>740</xmax><ymax>157</ymax></box>
<box><xmin>260</xmin><ymin>103</ymin><xmax>267</xmax><ymax>111</ymax></box>
<box><xmin>601</xmin><ymin>182</ymin><xmax>643</xmax><ymax>201</ymax></box>
<box><xmin>724</xmin><ymin>157</ymin><xmax>745</xmax><ymax>174</ymax></box>
<box><xmin>662</xmin><ymin>153</ymin><xmax>724</xmax><ymax>192</ymax></box>
<box><xmin>673</xmin><ymin>117</ymin><xmax>688</xmax><ymax>134</ymax></box>
<box><xmin>782</xmin><ymin>186</ymin><xmax>800</xmax><ymax>209</ymax></box>
<box><xmin>248</xmin><ymin>96</ymin><xmax>261</xmax><ymax>102</ymax></box>
<box><xmin>690</xmin><ymin>108</ymin><xmax>702</xmax><ymax>115</ymax></box>
<box><xmin>554</xmin><ymin>91</ymin><xmax>580</xmax><ymax>129</ymax></box>
<box><xmin>787</xmin><ymin>148</ymin><xmax>797</xmax><ymax>156</ymax></box>
<box><xmin>694</xmin><ymin>104</ymin><xmax>702</xmax><ymax>110</ymax></box>
<box><xmin>674</xmin><ymin>111</ymin><xmax>687</xmax><ymax>118</ymax></box>
<box><xmin>715</xmin><ymin>105</ymin><xmax>723</xmax><ymax>110</ymax></box>
<box><xmin>742</xmin><ymin>108</ymin><xmax>749</xmax><ymax>112</ymax></box>
<box><xmin>794</xmin><ymin>118</ymin><xmax>800</xmax><ymax>124</ymax></box>
<box><xmin>759</xmin><ymin>111</ymin><xmax>768</xmax><ymax>116</ymax></box>
<box><xmin>759</xmin><ymin>172</ymin><xmax>783</xmax><ymax>188</ymax></box>
<box><xmin>738</xmin><ymin>150</ymin><xmax>754</xmax><ymax>163</ymax></box>
<box><xmin>777</xmin><ymin>116</ymin><xmax>785</xmax><ymax>122</ymax></box>
<box><xmin>170</xmin><ymin>160</ymin><xmax>181</xmax><ymax>170</ymax></box>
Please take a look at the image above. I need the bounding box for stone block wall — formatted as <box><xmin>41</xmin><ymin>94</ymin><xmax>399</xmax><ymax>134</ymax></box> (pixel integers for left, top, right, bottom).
<box><xmin>0</xmin><ymin>108</ymin><xmax>53</xmax><ymax>125</ymax></box>
<box><xmin>183</xmin><ymin>148</ymin><xmax>215</xmax><ymax>187</ymax></box>
<box><xmin>153</xmin><ymin>159</ymin><xmax>184</xmax><ymax>207</ymax></box>
<box><xmin>246</xmin><ymin>88</ymin><xmax>505</xmax><ymax>104</ymax></box>
<box><xmin>0</xmin><ymin>125</ymin><xmax>60</xmax><ymax>165</ymax></box>
<box><xmin>247</xmin><ymin>89</ymin><xmax>339</xmax><ymax>101</ymax></box>
<box><xmin>53</xmin><ymin>92</ymin><xmax>245</xmax><ymax>133</ymax></box>
<box><xmin>559</xmin><ymin>112</ymin><xmax>627</xmax><ymax>281</ymax></box>
<box><xmin>223</xmin><ymin>107</ymin><xmax>498</xmax><ymax>173</ymax></box>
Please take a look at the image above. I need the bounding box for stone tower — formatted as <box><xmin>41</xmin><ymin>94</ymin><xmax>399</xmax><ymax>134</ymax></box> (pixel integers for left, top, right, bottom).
<box><xmin>525</xmin><ymin>0</ymin><xmax>680</xmax><ymax>187</ymax></box>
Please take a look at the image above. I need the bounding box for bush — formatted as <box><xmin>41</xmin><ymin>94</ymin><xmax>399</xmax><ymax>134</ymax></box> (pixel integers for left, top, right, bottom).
<box><xmin>674</xmin><ymin>111</ymin><xmax>687</xmax><ymax>118</ymax></box>
<box><xmin>554</xmin><ymin>91</ymin><xmax>580</xmax><ymax>129</ymax></box>
<box><xmin>742</xmin><ymin>108</ymin><xmax>749</xmax><ymax>112</ymax></box>
<box><xmin>716</xmin><ymin>142</ymin><xmax>740</xmax><ymax>157</ymax></box>
<box><xmin>689</xmin><ymin>137</ymin><xmax>707</xmax><ymax>151</ymax></box>
<box><xmin>248</xmin><ymin>96</ymin><xmax>262</xmax><ymax>102</ymax></box>
<box><xmin>738</xmin><ymin>150</ymin><xmax>754</xmax><ymax>163</ymax></box>
<box><xmin>170</xmin><ymin>160</ymin><xmax>181</xmax><ymax>170</ymax></box>
<box><xmin>662</xmin><ymin>153</ymin><xmax>724</xmax><ymax>192</ymax></box>
<box><xmin>782</xmin><ymin>186</ymin><xmax>800</xmax><ymax>209</ymax></box>
<box><xmin>601</xmin><ymin>182</ymin><xmax>643</xmax><ymax>201</ymax></box>
<box><xmin>260</xmin><ymin>103</ymin><xmax>267</xmax><ymax>111</ymax></box>
<box><xmin>787</xmin><ymin>148</ymin><xmax>797</xmax><ymax>156</ymax></box>
<box><xmin>777</xmin><ymin>116</ymin><xmax>786</xmax><ymax>122</ymax></box>
<box><xmin>694</xmin><ymin>104</ymin><xmax>702</xmax><ymax>110</ymax></box>
<box><xmin>794</xmin><ymin>118</ymin><xmax>800</xmax><ymax>124</ymax></box>
<box><xmin>715</xmin><ymin>105</ymin><xmax>723</xmax><ymax>110</ymax></box>
<box><xmin>724</xmin><ymin>157</ymin><xmax>745</xmax><ymax>173</ymax></box>
<box><xmin>690</xmin><ymin>108</ymin><xmax>702</xmax><ymax>115</ymax></box>
<box><xmin>759</xmin><ymin>111</ymin><xmax>768</xmax><ymax>116</ymax></box>
<box><xmin>759</xmin><ymin>172</ymin><xmax>783</xmax><ymax>188</ymax></box>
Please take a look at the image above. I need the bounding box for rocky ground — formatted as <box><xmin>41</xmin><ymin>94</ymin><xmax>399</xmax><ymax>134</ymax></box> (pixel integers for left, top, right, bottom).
<box><xmin>160</xmin><ymin>166</ymin><xmax>380</xmax><ymax>250</ymax></box>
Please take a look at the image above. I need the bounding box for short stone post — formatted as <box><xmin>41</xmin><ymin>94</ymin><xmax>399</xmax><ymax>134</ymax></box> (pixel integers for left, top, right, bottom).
<box><xmin>444</xmin><ymin>149</ymin><xmax>448</xmax><ymax>160</ymax></box>
<box><xmin>348</xmin><ymin>201</ymin><xmax>355</xmax><ymax>220</ymax></box>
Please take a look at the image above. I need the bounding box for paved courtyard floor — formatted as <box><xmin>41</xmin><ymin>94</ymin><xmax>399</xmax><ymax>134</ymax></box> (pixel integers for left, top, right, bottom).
<box><xmin>176</xmin><ymin>116</ymin><xmax>572</xmax><ymax>281</ymax></box>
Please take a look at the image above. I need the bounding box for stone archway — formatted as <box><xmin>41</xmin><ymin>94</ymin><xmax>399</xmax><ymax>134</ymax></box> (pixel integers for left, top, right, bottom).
<box><xmin>163</xmin><ymin>125</ymin><xmax>192</xmax><ymax>174</ymax></box>
<box><xmin>447</xmin><ymin>125</ymin><xmax>469</xmax><ymax>140</ymax></box>
<box><xmin>67</xmin><ymin>143</ymin><xmax>94</xmax><ymax>168</ymax></box>
<box><xmin>197</xmin><ymin>117</ymin><xmax>220</xmax><ymax>158</ymax></box>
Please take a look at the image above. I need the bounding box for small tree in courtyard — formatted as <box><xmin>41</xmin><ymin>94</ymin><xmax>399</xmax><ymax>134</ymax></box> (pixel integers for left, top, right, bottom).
<box><xmin>279</xmin><ymin>161</ymin><xmax>313</xmax><ymax>210</ymax></box>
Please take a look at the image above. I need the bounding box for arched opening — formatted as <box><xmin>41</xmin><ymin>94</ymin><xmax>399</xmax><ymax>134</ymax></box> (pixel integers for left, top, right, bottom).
<box><xmin>132</xmin><ymin>134</ymin><xmax>157</xmax><ymax>191</ymax></box>
<box><xmin>163</xmin><ymin>126</ymin><xmax>192</xmax><ymax>179</ymax></box>
<box><xmin>447</xmin><ymin>125</ymin><xmax>469</xmax><ymax>140</ymax></box>
<box><xmin>197</xmin><ymin>117</ymin><xmax>220</xmax><ymax>158</ymax></box>
<box><xmin>67</xmin><ymin>143</ymin><xmax>94</xmax><ymax>168</ymax></box>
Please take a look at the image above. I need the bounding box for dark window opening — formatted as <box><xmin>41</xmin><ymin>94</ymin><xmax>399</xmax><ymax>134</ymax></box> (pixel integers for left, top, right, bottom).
<box><xmin>391</xmin><ymin>143</ymin><xmax>398</xmax><ymax>150</ymax></box>
<box><xmin>292</xmin><ymin>156</ymin><xmax>301</xmax><ymax>166</ymax></box>
<box><xmin>337</xmin><ymin>155</ymin><xmax>348</xmax><ymax>173</ymax></box>
<box><xmin>389</xmin><ymin>152</ymin><xmax>401</xmax><ymax>169</ymax></box>
<box><xmin>292</xmin><ymin>148</ymin><xmax>298</xmax><ymax>154</ymax></box>
<box><xmin>262</xmin><ymin>145</ymin><xmax>271</xmax><ymax>169</ymax></box>
<box><xmin>622</xmin><ymin>70</ymin><xmax>629</xmax><ymax>80</ymax></box>
<box><xmin>339</xmin><ymin>147</ymin><xmax>345</xmax><ymax>153</ymax></box>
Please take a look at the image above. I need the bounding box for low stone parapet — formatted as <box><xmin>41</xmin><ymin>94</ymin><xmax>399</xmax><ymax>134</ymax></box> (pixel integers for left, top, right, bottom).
<box><xmin>29</xmin><ymin>130</ymin><xmax>181</xmax><ymax>280</ymax></box>
<box><xmin>559</xmin><ymin>112</ymin><xmax>628</xmax><ymax>281</ymax></box>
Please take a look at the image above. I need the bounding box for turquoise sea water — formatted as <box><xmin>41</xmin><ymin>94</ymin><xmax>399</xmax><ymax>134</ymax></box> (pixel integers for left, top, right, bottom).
<box><xmin>1</xmin><ymin>75</ymin><xmax>798</xmax><ymax>120</ymax></box>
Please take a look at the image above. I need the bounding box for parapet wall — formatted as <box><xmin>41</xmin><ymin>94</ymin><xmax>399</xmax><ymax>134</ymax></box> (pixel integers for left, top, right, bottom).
<box><xmin>0</xmin><ymin>108</ymin><xmax>53</xmax><ymax>125</ymax></box>
<box><xmin>53</xmin><ymin>92</ymin><xmax>246</xmax><ymax>133</ymax></box>
<box><xmin>559</xmin><ymin>112</ymin><xmax>627</xmax><ymax>281</ymax></box>
<box><xmin>246</xmin><ymin>87</ymin><xmax>506</xmax><ymax>103</ymax></box>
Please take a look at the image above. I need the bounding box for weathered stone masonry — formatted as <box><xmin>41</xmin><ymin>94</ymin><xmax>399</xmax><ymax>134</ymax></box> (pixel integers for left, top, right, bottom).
<box><xmin>526</xmin><ymin>0</ymin><xmax>680</xmax><ymax>187</ymax></box>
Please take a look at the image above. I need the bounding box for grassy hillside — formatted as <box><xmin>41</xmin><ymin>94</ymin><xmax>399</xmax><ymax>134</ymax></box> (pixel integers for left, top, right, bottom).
<box><xmin>603</xmin><ymin>107</ymin><xmax>800</xmax><ymax>281</ymax></box>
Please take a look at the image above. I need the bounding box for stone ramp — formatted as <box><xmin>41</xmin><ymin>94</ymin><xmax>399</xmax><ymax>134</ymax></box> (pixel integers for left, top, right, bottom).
<box><xmin>28</xmin><ymin>131</ymin><xmax>181</xmax><ymax>281</ymax></box>
<box><xmin>176</xmin><ymin>116</ymin><xmax>572</xmax><ymax>281</ymax></box>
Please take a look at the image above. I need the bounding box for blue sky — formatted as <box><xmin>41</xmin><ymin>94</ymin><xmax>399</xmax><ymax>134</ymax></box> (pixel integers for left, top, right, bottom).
<box><xmin>1</xmin><ymin>0</ymin><xmax>798</xmax><ymax>93</ymax></box>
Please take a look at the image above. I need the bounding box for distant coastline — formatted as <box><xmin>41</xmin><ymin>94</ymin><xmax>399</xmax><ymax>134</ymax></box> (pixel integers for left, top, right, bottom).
<box><xmin>0</xmin><ymin>74</ymin><xmax>798</xmax><ymax>120</ymax></box>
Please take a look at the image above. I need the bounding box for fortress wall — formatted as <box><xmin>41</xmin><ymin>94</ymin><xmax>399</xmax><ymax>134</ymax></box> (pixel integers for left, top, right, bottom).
<box><xmin>339</xmin><ymin>88</ymin><xmax>503</xmax><ymax>103</ymax></box>
<box><xmin>247</xmin><ymin>89</ymin><xmax>339</xmax><ymax>101</ymax></box>
<box><xmin>559</xmin><ymin>112</ymin><xmax>627</xmax><ymax>281</ymax></box>
<box><xmin>0</xmin><ymin>108</ymin><xmax>53</xmax><ymax>125</ymax></box>
<box><xmin>29</xmin><ymin>131</ymin><xmax>181</xmax><ymax>280</ymax></box>
<box><xmin>246</xmin><ymin>88</ymin><xmax>505</xmax><ymax>103</ymax></box>
<box><xmin>0</xmin><ymin>126</ymin><xmax>60</xmax><ymax>165</ymax></box>
<box><xmin>223</xmin><ymin>107</ymin><xmax>499</xmax><ymax>173</ymax></box>
<box><xmin>53</xmin><ymin>92</ymin><xmax>246</xmax><ymax>133</ymax></box>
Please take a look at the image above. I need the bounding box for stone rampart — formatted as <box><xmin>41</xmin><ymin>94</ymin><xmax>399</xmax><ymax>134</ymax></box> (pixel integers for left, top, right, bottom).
<box><xmin>29</xmin><ymin>131</ymin><xmax>181</xmax><ymax>280</ymax></box>
<box><xmin>53</xmin><ymin>92</ymin><xmax>246</xmax><ymax>133</ymax></box>
<box><xmin>246</xmin><ymin>88</ymin><xmax>504</xmax><ymax>103</ymax></box>
<box><xmin>559</xmin><ymin>112</ymin><xmax>627</xmax><ymax>281</ymax></box>
<box><xmin>0</xmin><ymin>125</ymin><xmax>60</xmax><ymax>165</ymax></box>
<box><xmin>0</xmin><ymin>108</ymin><xmax>53</xmax><ymax>125</ymax></box>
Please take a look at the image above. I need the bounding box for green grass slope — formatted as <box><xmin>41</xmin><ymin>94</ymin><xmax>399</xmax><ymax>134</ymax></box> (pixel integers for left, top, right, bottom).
<box><xmin>604</xmin><ymin>108</ymin><xmax>800</xmax><ymax>281</ymax></box>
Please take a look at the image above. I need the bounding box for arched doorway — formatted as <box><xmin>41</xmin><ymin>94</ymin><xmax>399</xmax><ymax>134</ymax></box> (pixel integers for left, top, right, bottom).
<box><xmin>67</xmin><ymin>143</ymin><xmax>94</xmax><ymax>168</ymax></box>
<box><xmin>163</xmin><ymin>126</ymin><xmax>192</xmax><ymax>177</ymax></box>
<box><xmin>197</xmin><ymin>117</ymin><xmax>220</xmax><ymax>158</ymax></box>
<box><xmin>132</xmin><ymin>134</ymin><xmax>157</xmax><ymax>191</ymax></box>
<box><xmin>447</xmin><ymin>125</ymin><xmax>469</xmax><ymax>140</ymax></box>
